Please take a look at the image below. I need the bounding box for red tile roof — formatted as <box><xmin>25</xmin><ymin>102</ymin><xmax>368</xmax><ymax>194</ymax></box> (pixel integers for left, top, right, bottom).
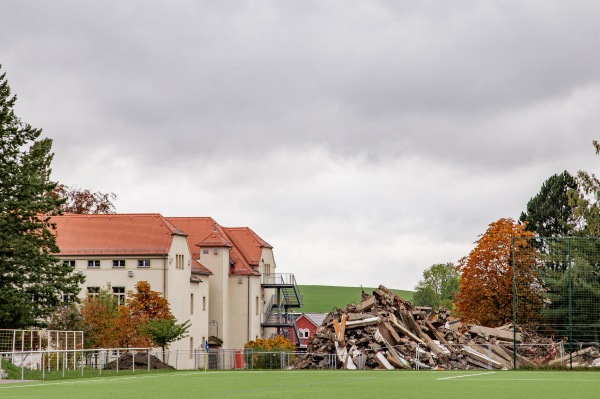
<box><xmin>52</xmin><ymin>214</ymin><xmax>185</xmax><ymax>255</ymax></box>
<box><xmin>50</xmin><ymin>214</ymin><xmax>271</xmax><ymax>278</ymax></box>
<box><xmin>166</xmin><ymin>218</ymin><xmax>270</xmax><ymax>276</ymax></box>
<box><xmin>223</xmin><ymin>227</ymin><xmax>272</xmax><ymax>267</ymax></box>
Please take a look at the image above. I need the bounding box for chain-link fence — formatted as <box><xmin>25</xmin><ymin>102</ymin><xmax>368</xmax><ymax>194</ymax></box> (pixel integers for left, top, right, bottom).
<box><xmin>0</xmin><ymin>348</ymin><xmax>338</xmax><ymax>380</ymax></box>
<box><xmin>513</xmin><ymin>237</ymin><xmax>600</xmax><ymax>367</ymax></box>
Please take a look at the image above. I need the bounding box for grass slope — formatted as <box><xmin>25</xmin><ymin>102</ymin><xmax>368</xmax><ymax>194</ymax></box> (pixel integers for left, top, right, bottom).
<box><xmin>3</xmin><ymin>370</ymin><xmax>600</xmax><ymax>399</ymax></box>
<box><xmin>298</xmin><ymin>285</ymin><xmax>413</xmax><ymax>313</ymax></box>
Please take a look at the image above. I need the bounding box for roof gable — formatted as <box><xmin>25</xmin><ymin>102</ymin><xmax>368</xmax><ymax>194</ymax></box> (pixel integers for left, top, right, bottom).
<box><xmin>167</xmin><ymin>217</ymin><xmax>263</xmax><ymax>276</ymax></box>
<box><xmin>222</xmin><ymin>227</ymin><xmax>271</xmax><ymax>267</ymax></box>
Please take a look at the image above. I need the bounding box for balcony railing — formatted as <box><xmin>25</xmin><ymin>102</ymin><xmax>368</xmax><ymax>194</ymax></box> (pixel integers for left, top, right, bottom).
<box><xmin>261</xmin><ymin>273</ymin><xmax>296</xmax><ymax>286</ymax></box>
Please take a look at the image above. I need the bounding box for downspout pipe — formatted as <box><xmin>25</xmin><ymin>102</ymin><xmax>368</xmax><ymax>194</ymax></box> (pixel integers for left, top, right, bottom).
<box><xmin>163</xmin><ymin>254</ymin><xmax>167</xmax><ymax>297</ymax></box>
<box><xmin>248</xmin><ymin>275</ymin><xmax>251</xmax><ymax>343</ymax></box>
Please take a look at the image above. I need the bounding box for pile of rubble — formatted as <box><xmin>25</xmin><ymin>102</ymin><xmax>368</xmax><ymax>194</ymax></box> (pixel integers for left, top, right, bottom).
<box><xmin>293</xmin><ymin>285</ymin><xmax>599</xmax><ymax>370</ymax></box>
<box><xmin>105</xmin><ymin>352</ymin><xmax>174</xmax><ymax>370</ymax></box>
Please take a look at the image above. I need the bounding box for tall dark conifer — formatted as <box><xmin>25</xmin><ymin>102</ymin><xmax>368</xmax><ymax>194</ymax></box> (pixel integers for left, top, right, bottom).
<box><xmin>0</xmin><ymin>66</ymin><xmax>84</xmax><ymax>328</ymax></box>
<box><xmin>519</xmin><ymin>171</ymin><xmax>578</xmax><ymax>237</ymax></box>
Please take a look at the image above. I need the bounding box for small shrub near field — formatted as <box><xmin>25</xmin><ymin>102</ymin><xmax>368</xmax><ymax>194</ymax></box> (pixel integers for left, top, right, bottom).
<box><xmin>244</xmin><ymin>336</ymin><xmax>296</xmax><ymax>369</ymax></box>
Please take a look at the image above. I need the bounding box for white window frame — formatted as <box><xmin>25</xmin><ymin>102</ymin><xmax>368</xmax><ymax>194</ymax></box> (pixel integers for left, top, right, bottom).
<box><xmin>87</xmin><ymin>260</ymin><xmax>100</xmax><ymax>269</ymax></box>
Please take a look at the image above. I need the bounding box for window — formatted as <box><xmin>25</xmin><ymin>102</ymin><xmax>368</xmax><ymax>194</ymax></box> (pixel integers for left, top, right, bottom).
<box><xmin>87</xmin><ymin>260</ymin><xmax>100</xmax><ymax>269</ymax></box>
<box><xmin>63</xmin><ymin>260</ymin><xmax>76</xmax><ymax>268</ymax></box>
<box><xmin>112</xmin><ymin>287</ymin><xmax>125</xmax><ymax>305</ymax></box>
<box><xmin>189</xmin><ymin>337</ymin><xmax>194</xmax><ymax>359</ymax></box>
<box><xmin>112</xmin><ymin>260</ymin><xmax>125</xmax><ymax>268</ymax></box>
<box><xmin>202</xmin><ymin>249</ymin><xmax>209</xmax><ymax>255</ymax></box>
<box><xmin>87</xmin><ymin>287</ymin><xmax>100</xmax><ymax>297</ymax></box>
<box><xmin>138</xmin><ymin>259</ymin><xmax>150</xmax><ymax>268</ymax></box>
<box><xmin>303</xmin><ymin>329</ymin><xmax>310</xmax><ymax>338</ymax></box>
<box><xmin>176</xmin><ymin>254</ymin><xmax>184</xmax><ymax>270</ymax></box>
<box><xmin>62</xmin><ymin>293</ymin><xmax>73</xmax><ymax>303</ymax></box>
<box><xmin>256</xmin><ymin>296</ymin><xmax>259</xmax><ymax>316</ymax></box>
<box><xmin>202</xmin><ymin>296</ymin><xmax>206</xmax><ymax>311</ymax></box>
<box><xmin>190</xmin><ymin>294</ymin><xmax>194</xmax><ymax>315</ymax></box>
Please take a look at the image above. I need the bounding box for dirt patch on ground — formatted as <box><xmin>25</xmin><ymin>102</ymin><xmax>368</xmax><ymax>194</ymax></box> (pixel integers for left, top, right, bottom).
<box><xmin>104</xmin><ymin>353</ymin><xmax>174</xmax><ymax>370</ymax></box>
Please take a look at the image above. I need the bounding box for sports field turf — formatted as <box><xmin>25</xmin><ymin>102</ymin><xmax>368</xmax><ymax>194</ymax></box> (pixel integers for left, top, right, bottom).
<box><xmin>2</xmin><ymin>370</ymin><xmax>600</xmax><ymax>399</ymax></box>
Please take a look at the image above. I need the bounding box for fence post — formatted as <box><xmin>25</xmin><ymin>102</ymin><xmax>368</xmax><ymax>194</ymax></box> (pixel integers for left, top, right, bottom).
<box><xmin>568</xmin><ymin>237</ymin><xmax>573</xmax><ymax>370</ymax></box>
<box><xmin>148</xmin><ymin>350</ymin><xmax>151</xmax><ymax>373</ymax></box>
<box><xmin>133</xmin><ymin>350</ymin><xmax>136</xmax><ymax>373</ymax></box>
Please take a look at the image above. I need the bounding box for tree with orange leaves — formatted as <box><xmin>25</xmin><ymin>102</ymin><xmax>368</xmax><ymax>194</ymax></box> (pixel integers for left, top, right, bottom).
<box><xmin>125</xmin><ymin>281</ymin><xmax>173</xmax><ymax>322</ymax></box>
<box><xmin>455</xmin><ymin>218</ymin><xmax>544</xmax><ymax>327</ymax></box>
<box><xmin>109</xmin><ymin>281</ymin><xmax>173</xmax><ymax>348</ymax></box>
<box><xmin>81</xmin><ymin>281</ymin><xmax>173</xmax><ymax>348</ymax></box>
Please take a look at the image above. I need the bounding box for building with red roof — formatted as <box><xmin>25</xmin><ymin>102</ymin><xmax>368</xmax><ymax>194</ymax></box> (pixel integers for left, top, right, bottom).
<box><xmin>52</xmin><ymin>213</ymin><xmax>302</xmax><ymax>357</ymax></box>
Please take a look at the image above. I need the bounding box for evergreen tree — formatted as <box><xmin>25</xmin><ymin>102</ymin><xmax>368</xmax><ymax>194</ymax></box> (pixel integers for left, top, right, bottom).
<box><xmin>519</xmin><ymin>171</ymin><xmax>578</xmax><ymax>237</ymax></box>
<box><xmin>0</xmin><ymin>66</ymin><xmax>84</xmax><ymax>328</ymax></box>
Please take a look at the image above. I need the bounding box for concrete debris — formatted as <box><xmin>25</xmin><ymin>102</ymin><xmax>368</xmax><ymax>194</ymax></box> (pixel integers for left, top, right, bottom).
<box><xmin>292</xmin><ymin>285</ymin><xmax>600</xmax><ymax>370</ymax></box>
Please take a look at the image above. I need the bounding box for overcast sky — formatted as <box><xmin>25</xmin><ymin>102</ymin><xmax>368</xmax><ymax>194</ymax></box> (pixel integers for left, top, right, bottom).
<box><xmin>2</xmin><ymin>1</ymin><xmax>600</xmax><ymax>290</ymax></box>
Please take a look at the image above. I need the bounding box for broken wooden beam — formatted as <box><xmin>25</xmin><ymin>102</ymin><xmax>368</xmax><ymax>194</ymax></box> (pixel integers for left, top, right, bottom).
<box><xmin>467</xmin><ymin>324</ymin><xmax>522</xmax><ymax>342</ymax></box>
<box><xmin>548</xmin><ymin>346</ymin><xmax>593</xmax><ymax>366</ymax></box>
<box><xmin>375</xmin><ymin>352</ymin><xmax>395</xmax><ymax>370</ymax></box>
<box><xmin>345</xmin><ymin>316</ymin><xmax>380</xmax><ymax>329</ymax></box>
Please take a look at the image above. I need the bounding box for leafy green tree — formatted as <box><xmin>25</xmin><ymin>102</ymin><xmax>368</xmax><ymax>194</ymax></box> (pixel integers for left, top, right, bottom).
<box><xmin>0</xmin><ymin>66</ymin><xmax>84</xmax><ymax>328</ymax></box>
<box><xmin>519</xmin><ymin>171</ymin><xmax>579</xmax><ymax>237</ymax></box>
<box><xmin>413</xmin><ymin>263</ymin><xmax>460</xmax><ymax>310</ymax></box>
<box><xmin>48</xmin><ymin>303</ymin><xmax>83</xmax><ymax>332</ymax></box>
<box><xmin>142</xmin><ymin>318</ymin><xmax>190</xmax><ymax>358</ymax></box>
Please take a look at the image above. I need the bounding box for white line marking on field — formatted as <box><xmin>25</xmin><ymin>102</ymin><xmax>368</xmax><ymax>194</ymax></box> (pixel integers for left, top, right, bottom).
<box><xmin>0</xmin><ymin>371</ymin><xmax>233</xmax><ymax>390</ymax></box>
<box><xmin>437</xmin><ymin>372</ymin><xmax>496</xmax><ymax>381</ymax></box>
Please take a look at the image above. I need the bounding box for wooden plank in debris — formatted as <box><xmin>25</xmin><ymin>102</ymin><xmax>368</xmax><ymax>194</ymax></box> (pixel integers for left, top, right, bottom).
<box><xmin>355</xmin><ymin>296</ymin><xmax>376</xmax><ymax>312</ymax></box>
<box><xmin>467</xmin><ymin>324</ymin><xmax>522</xmax><ymax>342</ymax></box>
<box><xmin>399</xmin><ymin>311</ymin><xmax>423</xmax><ymax>339</ymax></box>
<box><xmin>333</xmin><ymin>319</ymin><xmax>340</xmax><ymax>341</ymax></box>
<box><xmin>345</xmin><ymin>316</ymin><xmax>380</xmax><ymax>329</ymax></box>
<box><xmin>424</xmin><ymin>320</ymin><xmax>454</xmax><ymax>352</ymax></box>
<box><xmin>502</xmin><ymin>347</ymin><xmax>536</xmax><ymax>368</ymax></box>
<box><xmin>420</xmin><ymin>330</ymin><xmax>444</xmax><ymax>356</ymax></box>
<box><xmin>338</xmin><ymin>314</ymin><xmax>348</xmax><ymax>345</ymax></box>
<box><xmin>383</xmin><ymin>322</ymin><xmax>402</xmax><ymax>345</ymax></box>
<box><xmin>375</xmin><ymin>352</ymin><xmax>395</xmax><ymax>370</ymax></box>
<box><xmin>470</xmin><ymin>344</ymin><xmax>512</xmax><ymax>369</ymax></box>
<box><xmin>375</xmin><ymin>330</ymin><xmax>411</xmax><ymax>369</ymax></box>
<box><xmin>386</xmin><ymin>346</ymin><xmax>411</xmax><ymax>369</ymax></box>
<box><xmin>377</xmin><ymin>324</ymin><xmax>396</xmax><ymax>346</ymax></box>
<box><xmin>548</xmin><ymin>346</ymin><xmax>593</xmax><ymax>366</ymax></box>
<box><xmin>378</xmin><ymin>285</ymin><xmax>407</xmax><ymax>304</ymax></box>
<box><xmin>346</xmin><ymin>312</ymin><xmax>376</xmax><ymax>321</ymax></box>
<box><xmin>462</xmin><ymin>346</ymin><xmax>504</xmax><ymax>370</ymax></box>
<box><xmin>389</xmin><ymin>314</ymin><xmax>426</xmax><ymax>345</ymax></box>
<box><xmin>490</xmin><ymin>345</ymin><xmax>514</xmax><ymax>365</ymax></box>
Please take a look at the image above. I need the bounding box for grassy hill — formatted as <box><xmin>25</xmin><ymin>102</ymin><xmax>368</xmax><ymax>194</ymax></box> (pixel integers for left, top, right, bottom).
<box><xmin>297</xmin><ymin>285</ymin><xmax>413</xmax><ymax>313</ymax></box>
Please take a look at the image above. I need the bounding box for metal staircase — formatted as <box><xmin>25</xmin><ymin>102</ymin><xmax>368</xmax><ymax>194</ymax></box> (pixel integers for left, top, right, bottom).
<box><xmin>261</xmin><ymin>273</ymin><xmax>303</xmax><ymax>344</ymax></box>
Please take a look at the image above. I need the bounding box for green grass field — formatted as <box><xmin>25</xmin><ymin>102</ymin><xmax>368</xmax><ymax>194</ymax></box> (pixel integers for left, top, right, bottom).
<box><xmin>2</xmin><ymin>370</ymin><xmax>600</xmax><ymax>399</ymax></box>
<box><xmin>298</xmin><ymin>285</ymin><xmax>413</xmax><ymax>313</ymax></box>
